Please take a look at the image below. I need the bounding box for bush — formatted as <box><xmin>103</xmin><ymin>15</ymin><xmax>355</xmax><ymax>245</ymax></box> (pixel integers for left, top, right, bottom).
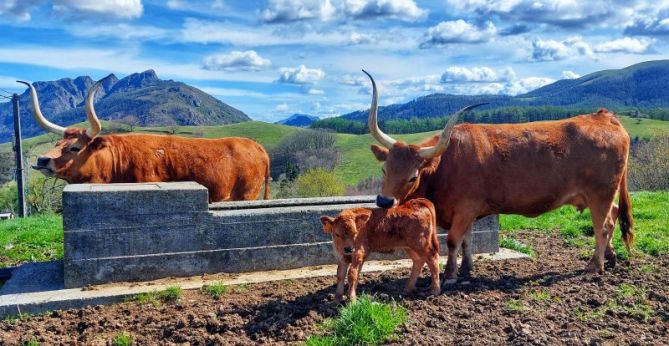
<box><xmin>27</xmin><ymin>175</ymin><xmax>65</xmax><ymax>214</ymax></box>
<box><xmin>270</xmin><ymin>130</ymin><xmax>340</xmax><ymax>181</ymax></box>
<box><xmin>296</xmin><ymin>168</ymin><xmax>345</xmax><ymax>197</ymax></box>
<box><xmin>629</xmin><ymin>133</ymin><xmax>669</xmax><ymax>191</ymax></box>
<box><xmin>347</xmin><ymin>176</ymin><xmax>383</xmax><ymax>196</ymax></box>
<box><xmin>0</xmin><ymin>181</ymin><xmax>18</xmax><ymax>213</ymax></box>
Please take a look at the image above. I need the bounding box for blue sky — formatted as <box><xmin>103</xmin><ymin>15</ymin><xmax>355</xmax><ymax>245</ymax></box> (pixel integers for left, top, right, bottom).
<box><xmin>1</xmin><ymin>1</ymin><xmax>668</xmax><ymax>122</ymax></box>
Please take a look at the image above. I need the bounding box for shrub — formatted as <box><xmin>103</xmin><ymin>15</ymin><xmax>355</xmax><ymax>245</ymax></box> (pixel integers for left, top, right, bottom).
<box><xmin>27</xmin><ymin>175</ymin><xmax>65</xmax><ymax>214</ymax></box>
<box><xmin>629</xmin><ymin>133</ymin><xmax>669</xmax><ymax>191</ymax></box>
<box><xmin>296</xmin><ymin>168</ymin><xmax>345</xmax><ymax>197</ymax></box>
<box><xmin>270</xmin><ymin>130</ymin><xmax>339</xmax><ymax>180</ymax></box>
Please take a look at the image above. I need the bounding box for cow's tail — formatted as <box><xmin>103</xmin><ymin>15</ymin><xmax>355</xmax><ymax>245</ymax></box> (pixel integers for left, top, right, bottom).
<box><xmin>618</xmin><ymin>168</ymin><xmax>634</xmax><ymax>253</ymax></box>
<box><xmin>263</xmin><ymin>160</ymin><xmax>270</xmax><ymax>200</ymax></box>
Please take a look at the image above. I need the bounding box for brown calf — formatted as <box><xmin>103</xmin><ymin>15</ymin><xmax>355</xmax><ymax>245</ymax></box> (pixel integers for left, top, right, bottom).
<box><xmin>320</xmin><ymin>198</ymin><xmax>441</xmax><ymax>303</ymax></box>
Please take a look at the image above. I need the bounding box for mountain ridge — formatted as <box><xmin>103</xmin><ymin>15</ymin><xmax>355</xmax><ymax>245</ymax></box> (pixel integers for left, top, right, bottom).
<box><xmin>0</xmin><ymin>70</ymin><xmax>250</xmax><ymax>143</ymax></box>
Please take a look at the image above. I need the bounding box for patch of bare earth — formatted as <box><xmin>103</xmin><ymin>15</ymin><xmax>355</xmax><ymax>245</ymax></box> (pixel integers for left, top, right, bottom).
<box><xmin>1</xmin><ymin>231</ymin><xmax>667</xmax><ymax>345</ymax></box>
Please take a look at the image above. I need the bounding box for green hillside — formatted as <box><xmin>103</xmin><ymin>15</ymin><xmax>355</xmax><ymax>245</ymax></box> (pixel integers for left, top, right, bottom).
<box><xmin>2</xmin><ymin>116</ymin><xmax>668</xmax><ymax>187</ymax></box>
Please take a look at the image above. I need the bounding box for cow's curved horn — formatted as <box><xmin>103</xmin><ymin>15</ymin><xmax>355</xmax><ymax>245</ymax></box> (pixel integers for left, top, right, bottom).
<box><xmin>418</xmin><ymin>103</ymin><xmax>488</xmax><ymax>159</ymax></box>
<box><xmin>84</xmin><ymin>76</ymin><xmax>110</xmax><ymax>138</ymax></box>
<box><xmin>16</xmin><ymin>81</ymin><xmax>66</xmax><ymax>136</ymax></box>
<box><xmin>362</xmin><ymin>69</ymin><xmax>396</xmax><ymax>149</ymax></box>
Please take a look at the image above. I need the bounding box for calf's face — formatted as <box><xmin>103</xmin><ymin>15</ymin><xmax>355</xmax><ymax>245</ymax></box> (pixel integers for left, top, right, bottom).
<box><xmin>320</xmin><ymin>213</ymin><xmax>369</xmax><ymax>257</ymax></box>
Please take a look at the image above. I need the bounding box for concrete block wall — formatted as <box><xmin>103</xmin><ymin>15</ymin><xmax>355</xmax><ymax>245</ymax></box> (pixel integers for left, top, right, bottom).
<box><xmin>62</xmin><ymin>182</ymin><xmax>499</xmax><ymax>288</ymax></box>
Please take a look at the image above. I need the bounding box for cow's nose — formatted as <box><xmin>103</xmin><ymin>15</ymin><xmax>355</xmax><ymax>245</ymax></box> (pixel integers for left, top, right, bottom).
<box><xmin>36</xmin><ymin>157</ymin><xmax>50</xmax><ymax>167</ymax></box>
<box><xmin>376</xmin><ymin>195</ymin><xmax>396</xmax><ymax>209</ymax></box>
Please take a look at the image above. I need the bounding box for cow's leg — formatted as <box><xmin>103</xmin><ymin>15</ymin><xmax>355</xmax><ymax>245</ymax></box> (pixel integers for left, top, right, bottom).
<box><xmin>347</xmin><ymin>251</ymin><xmax>366</xmax><ymax>302</ymax></box>
<box><xmin>334</xmin><ymin>259</ymin><xmax>349</xmax><ymax>303</ymax></box>
<box><xmin>426</xmin><ymin>251</ymin><xmax>441</xmax><ymax>295</ymax></box>
<box><xmin>404</xmin><ymin>250</ymin><xmax>424</xmax><ymax>293</ymax></box>
<box><xmin>605</xmin><ymin>203</ymin><xmax>619</xmax><ymax>268</ymax></box>
<box><xmin>586</xmin><ymin>199</ymin><xmax>615</xmax><ymax>274</ymax></box>
<box><xmin>459</xmin><ymin>228</ymin><xmax>474</xmax><ymax>281</ymax></box>
<box><xmin>442</xmin><ymin>215</ymin><xmax>475</xmax><ymax>285</ymax></box>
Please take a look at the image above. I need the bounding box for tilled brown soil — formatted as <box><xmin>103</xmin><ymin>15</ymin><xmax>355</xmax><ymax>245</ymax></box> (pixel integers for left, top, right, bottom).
<box><xmin>1</xmin><ymin>231</ymin><xmax>668</xmax><ymax>345</ymax></box>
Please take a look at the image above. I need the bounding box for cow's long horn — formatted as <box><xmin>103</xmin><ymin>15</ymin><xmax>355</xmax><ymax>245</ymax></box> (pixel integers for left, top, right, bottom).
<box><xmin>84</xmin><ymin>76</ymin><xmax>109</xmax><ymax>138</ymax></box>
<box><xmin>418</xmin><ymin>103</ymin><xmax>488</xmax><ymax>159</ymax></box>
<box><xmin>363</xmin><ymin>69</ymin><xmax>396</xmax><ymax>149</ymax></box>
<box><xmin>16</xmin><ymin>81</ymin><xmax>66</xmax><ymax>136</ymax></box>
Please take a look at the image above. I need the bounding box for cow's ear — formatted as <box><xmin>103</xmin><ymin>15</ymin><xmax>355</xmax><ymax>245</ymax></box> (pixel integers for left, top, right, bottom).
<box><xmin>420</xmin><ymin>156</ymin><xmax>440</xmax><ymax>173</ymax></box>
<box><xmin>355</xmin><ymin>213</ymin><xmax>370</xmax><ymax>224</ymax></box>
<box><xmin>320</xmin><ymin>216</ymin><xmax>335</xmax><ymax>232</ymax></box>
<box><xmin>370</xmin><ymin>145</ymin><xmax>388</xmax><ymax>162</ymax></box>
<box><xmin>87</xmin><ymin>137</ymin><xmax>108</xmax><ymax>150</ymax></box>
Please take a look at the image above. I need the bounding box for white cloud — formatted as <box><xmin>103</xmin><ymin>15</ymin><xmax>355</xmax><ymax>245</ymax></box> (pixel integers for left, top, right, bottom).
<box><xmin>530</xmin><ymin>37</ymin><xmax>593</xmax><ymax>61</ymax></box>
<box><xmin>594</xmin><ymin>37</ymin><xmax>651</xmax><ymax>54</ymax></box>
<box><xmin>202</xmin><ymin>50</ymin><xmax>272</xmax><ymax>72</ymax></box>
<box><xmin>67</xmin><ymin>23</ymin><xmax>168</xmax><ymax>40</ymax></box>
<box><xmin>562</xmin><ymin>70</ymin><xmax>580</xmax><ymax>79</ymax></box>
<box><xmin>343</xmin><ymin>0</ymin><xmax>427</xmax><ymax>21</ymax></box>
<box><xmin>166</xmin><ymin>0</ymin><xmax>187</xmax><ymax>9</ymax></box>
<box><xmin>420</xmin><ymin>20</ymin><xmax>496</xmax><ymax>48</ymax></box>
<box><xmin>275</xmin><ymin>102</ymin><xmax>290</xmax><ymax>114</ymax></box>
<box><xmin>261</xmin><ymin>0</ymin><xmax>336</xmax><ymax>23</ymax></box>
<box><xmin>306</xmin><ymin>87</ymin><xmax>325</xmax><ymax>95</ymax></box>
<box><xmin>277</xmin><ymin>65</ymin><xmax>326</xmax><ymax>84</ymax></box>
<box><xmin>339</xmin><ymin>74</ymin><xmax>368</xmax><ymax>86</ymax></box>
<box><xmin>504</xmin><ymin>77</ymin><xmax>555</xmax><ymax>95</ymax></box>
<box><xmin>348</xmin><ymin>32</ymin><xmax>376</xmax><ymax>45</ymax></box>
<box><xmin>53</xmin><ymin>0</ymin><xmax>143</xmax><ymax>19</ymax></box>
<box><xmin>440</xmin><ymin>66</ymin><xmax>511</xmax><ymax>83</ymax></box>
<box><xmin>0</xmin><ymin>0</ymin><xmax>39</xmax><ymax>21</ymax></box>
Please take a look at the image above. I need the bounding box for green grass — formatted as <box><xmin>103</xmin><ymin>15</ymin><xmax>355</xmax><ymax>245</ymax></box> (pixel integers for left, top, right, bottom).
<box><xmin>112</xmin><ymin>332</ymin><xmax>132</xmax><ymax>346</ymax></box>
<box><xmin>201</xmin><ymin>281</ymin><xmax>229</xmax><ymax>299</ymax></box>
<box><xmin>505</xmin><ymin>298</ymin><xmax>525</xmax><ymax>313</ymax></box>
<box><xmin>128</xmin><ymin>286</ymin><xmax>182</xmax><ymax>307</ymax></box>
<box><xmin>499</xmin><ymin>236</ymin><xmax>536</xmax><ymax>258</ymax></box>
<box><xmin>619</xmin><ymin>116</ymin><xmax>669</xmax><ymax>139</ymax></box>
<box><xmin>19</xmin><ymin>340</ymin><xmax>40</xmax><ymax>346</ymax></box>
<box><xmin>306</xmin><ymin>295</ymin><xmax>407</xmax><ymax>346</ymax></box>
<box><xmin>0</xmin><ymin>213</ymin><xmax>62</xmax><ymax>267</ymax></box>
<box><xmin>574</xmin><ymin>283</ymin><xmax>654</xmax><ymax>322</ymax></box>
<box><xmin>500</xmin><ymin>191</ymin><xmax>669</xmax><ymax>257</ymax></box>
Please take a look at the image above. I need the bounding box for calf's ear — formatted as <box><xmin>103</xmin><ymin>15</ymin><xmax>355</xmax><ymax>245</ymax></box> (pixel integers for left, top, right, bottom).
<box><xmin>320</xmin><ymin>216</ymin><xmax>335</xmax><ymax>233</ymax></box>
<box><xmin>355</xmin><ymin>213</ymin><xmax>370</xmax><ymax>224</ymax></box>
<box><xmin>370</xmin><ymin>145</ymin><xmax>388</xmax><ymax>162</ymax></box>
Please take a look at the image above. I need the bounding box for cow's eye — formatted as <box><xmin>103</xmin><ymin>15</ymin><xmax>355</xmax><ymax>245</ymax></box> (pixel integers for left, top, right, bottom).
<box><xmin>409</xmin><ymin>176</ymin><xmax>418</xmax><ymax>183</ymax></box>
<box><xmin>69</xmin><ymin>147</ymin><xmax>81</xmax><ymax>152</ymax></box>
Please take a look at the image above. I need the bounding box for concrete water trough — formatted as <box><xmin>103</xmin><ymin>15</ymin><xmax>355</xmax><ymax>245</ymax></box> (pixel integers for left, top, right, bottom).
<box><xmin>62</xmin><ymin>182</ymin><xmax>500</xmax><ymax>288</ymax></box>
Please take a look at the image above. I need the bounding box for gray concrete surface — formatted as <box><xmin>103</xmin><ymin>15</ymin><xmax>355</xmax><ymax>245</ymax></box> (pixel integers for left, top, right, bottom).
<box><xmin>0</xmin><ymin>249</ymin><xmax>528</xmax><ymax>318</ymax></box>
<box><xmin>62</xmin><ymin>182</ymin><xmax>500</xmax><ymax>288</ymax></box>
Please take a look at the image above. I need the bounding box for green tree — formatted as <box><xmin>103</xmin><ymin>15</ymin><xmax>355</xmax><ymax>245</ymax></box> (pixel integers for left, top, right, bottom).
<box><xmin>296</xmin><ymin>168</ymin><xmax>345</xmax><ymax>197</ymax></box>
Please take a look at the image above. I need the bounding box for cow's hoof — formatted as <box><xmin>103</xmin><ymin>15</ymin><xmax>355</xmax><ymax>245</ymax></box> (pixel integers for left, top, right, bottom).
<box><xmin>431</xmin><ymin>287</ymin><xmax>441</xmax><ymax>296</ymax></box>
<box><xmin>584</xmin><ymin>262</ymin><xmax>603</xmax><ymax>275</ymax></box>
<box><xmin>442</xmin><ymin>278</ymin><xmax>457</xmax><ymax>285</ymax></box>
<box><xmin>605</xmin><ymin>254</ymin><xmax>617</xmax><ymax>269</ymax></box>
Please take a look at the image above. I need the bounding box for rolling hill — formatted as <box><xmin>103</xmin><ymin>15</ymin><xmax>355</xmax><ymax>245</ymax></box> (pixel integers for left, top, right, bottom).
<box><xmin>276</xmin><ymin>114</ymin><xmax>319</xmax><ymax>127</ymax></box>
<box><xmin>0</xmin><ymin>70</ymin><xmax>250</xmax><ymax>143</ymax></box>
<box><xmin>339</xmin><ymin>60</ymin><xmax>669</xmax><ymax>122</ymax></box>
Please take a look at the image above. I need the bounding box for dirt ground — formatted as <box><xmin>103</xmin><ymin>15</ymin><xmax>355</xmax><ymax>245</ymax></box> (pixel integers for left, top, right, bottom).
<box><xmin>1</xmin><ymin>231</ymin><xmax>668</xmax><ymax>345</ymax></box>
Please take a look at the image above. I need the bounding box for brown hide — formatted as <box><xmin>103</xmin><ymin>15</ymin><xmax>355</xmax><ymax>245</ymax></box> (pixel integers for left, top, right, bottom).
<box><xmin>45</xmin><ymin>131</ymin><xmax>270</xmax><ymax>202</ymax></box>
<box><xmin>321</xmin><ymin>198</ymin><xmax>440</xmax><ymax>301</ymax></box>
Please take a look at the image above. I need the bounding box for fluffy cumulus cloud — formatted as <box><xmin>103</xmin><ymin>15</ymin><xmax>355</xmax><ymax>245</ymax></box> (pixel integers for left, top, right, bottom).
<box><xmin>261</xmin><ymin>0</ymin><xmax>425</xmax><ymax>23</ymax></box>
<box><xmin>342</xmin><ymin>0</ymin><xmax>427</xmax><ymax>21</ymax></box>
<box><xmin>420</xmin><ymin>20</ymin><xmax>496</xmax><ymax>48</ymax></box>
<box><xmin>53</xmin><ymin>0</ymin><xmax>143</xmax><ymax>19</ymax></box>
<box><xmin>278</xmin><ymin>65</ymin><xmax>327</xmax><ymax>95</ymax></box>
<box><xmin>439</xmin><ymin>66</ymin><xmax>553</xmax><ymax>95</ymax></box>
<box><xmin>274</xmin><ymin>102</ymin><xmax>290</xmax><ymax>114</ymax></box>
<box><xmin>261</xmin><ymin>0</ymin><xmax>336</xmax><ymax>23</ymax></box>
<box><xmin>625</xmin><ymin>16</ymin><xmax>669</xmax><ymax>36</ymax></box>
<box><xmin>202</xmin><ymin>50</ymin><xmax>272</xmax><ymax>72</ymax></box>
<box><xmin>440</xmin><ymin>66</ymin><xmax>515</xmax><ymax>83</ymax></box>
<box><xmin>530</xmin><ymin>37</ymin><xmax>593</xmax><ymax>62</ymax></box>
<box><xmin>562</xmin><ymin>70</ymin><xmax>580</xmax><ymax>79</ymax></box>
<box><xmin>594</xmin><ymin>37</ymin><xmax>651</xmax><ymax>54</ymax></box>
<box><xmin>0</xmin><ymin>0</ymin><xmax>143</xmax><ymax>20</ymax></box>
<box><xmin>348</xmin><ymin>32</ymin><xmax>376</xmax><ymax>45</ymax></box>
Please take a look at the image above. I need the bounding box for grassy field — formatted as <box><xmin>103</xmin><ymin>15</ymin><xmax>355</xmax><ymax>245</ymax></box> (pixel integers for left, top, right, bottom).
<box><xmin>0</xmin><ymin>191</ymin><xmax>665</xmax><ymax>268</ymax></box>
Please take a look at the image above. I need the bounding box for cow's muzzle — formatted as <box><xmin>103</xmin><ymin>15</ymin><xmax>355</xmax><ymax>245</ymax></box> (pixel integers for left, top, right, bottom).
<box><xmin>32</xmin><ymin>157</ymin><xmax>53</xmax><ymax>174</ymax></box>
<box><xmin>376</xmin><ymin>195</ymin><xmax>396</xmax><ymax>209</ymax></box>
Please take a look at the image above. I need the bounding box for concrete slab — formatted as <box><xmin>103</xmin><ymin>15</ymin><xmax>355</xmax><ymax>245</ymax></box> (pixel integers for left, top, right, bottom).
<box><xmin>0</xmin><ymin>249</ymin><xmax>529</xmax><ymax>318</ymax></box>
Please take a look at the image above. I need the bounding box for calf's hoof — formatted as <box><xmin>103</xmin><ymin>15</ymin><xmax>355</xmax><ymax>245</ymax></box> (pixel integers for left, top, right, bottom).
<box><xmin>404</xmin><ymin>286</ymin><xmax>416</xmax><ymax>294</ymax></box>
<box><xmin>442</xmin><ymin>278</ymin><xmax>457</xmax><ymax>286</ymax></box>
<box><xmin>334</xmin><ymin>295</ymin><xmax>344</xmax><ymax>304</ymax></box>
<box><xmin>584</xmin><ymin>261</ymin><xmax>604</xmax><ymax>275</ymax></box>
<box><xmin>431</xmin><ymin>286</ymin><xmax>441</xmax><ymax>296</ymax></box>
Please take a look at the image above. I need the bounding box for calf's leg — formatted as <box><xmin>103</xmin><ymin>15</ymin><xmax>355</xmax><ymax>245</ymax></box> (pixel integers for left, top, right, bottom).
<box><xmin>347</xmin><ymin>251</ymin><xmax>366</xmax><ymax>302</ymax></box>
<box><xmin>334</xmin><ymin>260</ymin><xmax>349</xmax><ymax>303</ymax></box>
<box><xmin>404</xmin><ymin>250</ymin><xmax>424</xmax><ymax>293</ymax></box>
<box><xmin>426</xmin><ymin>251</ymin><xmax>441</xmax><ymax>295</ymax></box>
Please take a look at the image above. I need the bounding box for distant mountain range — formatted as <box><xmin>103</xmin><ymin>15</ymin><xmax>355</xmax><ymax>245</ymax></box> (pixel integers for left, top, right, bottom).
<box><xmin>340</xmin><ymin>60</ymin><xmax>669</xmax><ymax>122</ymax></box>
<box><xmin>0</xmin><ymin>70</ymin><xmax>250</xmax><ymax>143</ymax></box>
<box><xmin>276</xmin><ymin>113</ymin><xmax>319</xmax><ymax>127</ymax></box>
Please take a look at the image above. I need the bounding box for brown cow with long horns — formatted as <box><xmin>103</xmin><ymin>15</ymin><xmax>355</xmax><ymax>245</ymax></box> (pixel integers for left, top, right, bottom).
<box><xmin>362</xmin><ymin>70</ymin><xmax>633</xmax><ymax>284</ymax></box>
<box><xmin>18</xmin><ymin>76</ymin><xmax>270</xmax><ymax>202</ymax></box>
